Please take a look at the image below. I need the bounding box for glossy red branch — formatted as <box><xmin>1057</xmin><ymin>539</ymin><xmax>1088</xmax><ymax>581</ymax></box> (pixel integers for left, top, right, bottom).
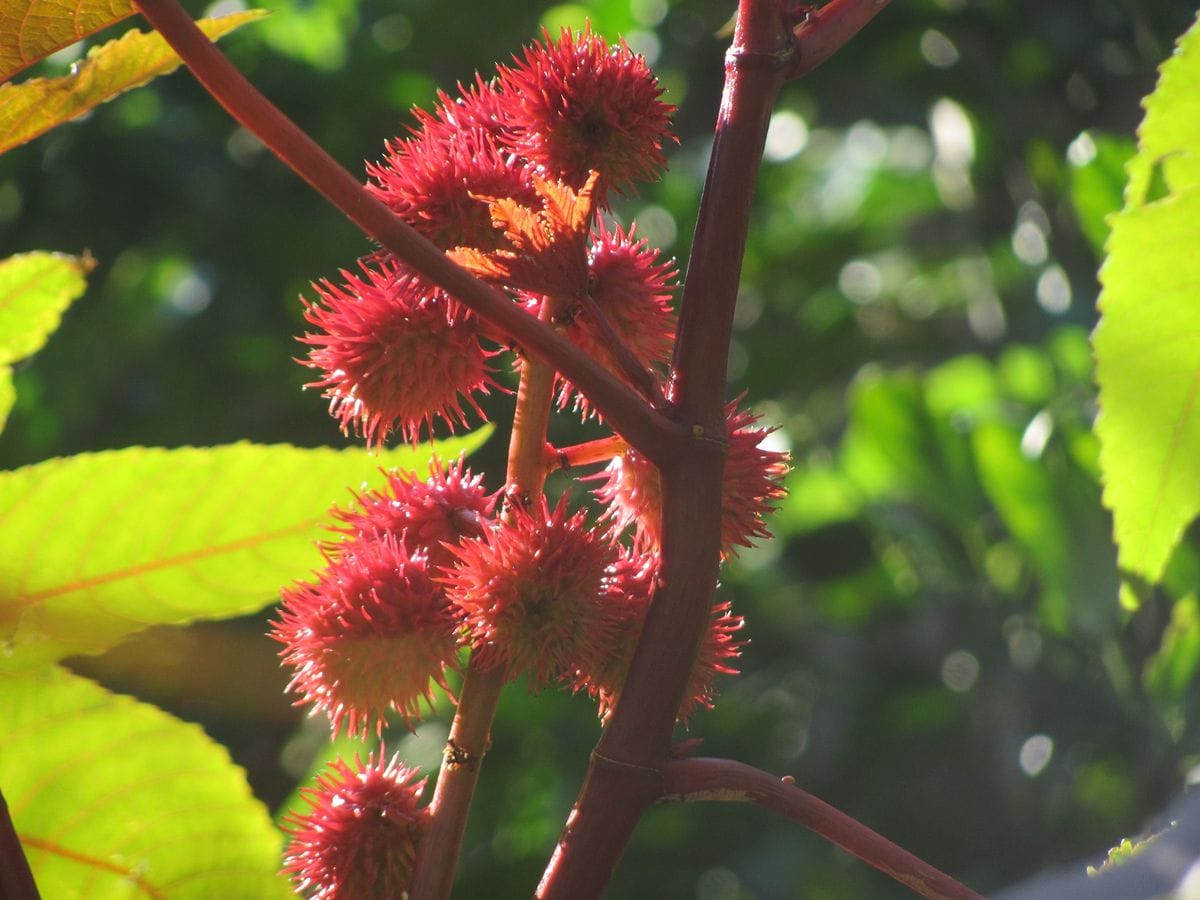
<box><xmin>130</xmin><ymin>0</ymin><xmax>685</xmax><ymax>467</ymax></box>
<box><xmin>538</xmin><ymin>1</ymin><xmax>792</xmax><ymax>896</ymax></box>
<box><xmin>784</xmin><ymin>0</ymin><xmax>894</xmax><ymax>80</ymax></box>
<box><xmin>664</xmin><ymin>758</ymin><xmax>984</xmax><ymax>900</ymax></box>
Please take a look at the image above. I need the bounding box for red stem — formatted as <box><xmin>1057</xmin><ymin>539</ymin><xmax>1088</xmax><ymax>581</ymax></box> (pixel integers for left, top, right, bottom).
<box><xmin>537</xmin><ymin>2</ymin><xmax>789</xmax><ymax>896</ymax></box>
<box><xmin>0</xmin><ymin>790</ymin><xmax>39</xmax><ymax>900</ymax></box>
<box><xmin>784</xmin><ymin>0</ymin><xmax>894</xmax><ymax>81</ymax></box>
<box><xmin>663</xmin><ymin>758</ymin><xmax>985</xmax><ymax>900</ymax></box>
<box><xmin>539</xmin><ymin>0</ymin><xmax>893</xmax><ymax>893</ymax></box>
<box><xmin>408</xmin><ymin>665</ymin><xmax>504</xmax><ymax>900</ymax></box>
<box><xmin>574</xmin><ymin>290</ymin><xmax>669</xmax><ymax>410</ymax></box>
<box><xmin>130</xmin><ymin>0</ymin><xmax>685</xmax><ymax>468</ymax></box>
<box><xmin>411</xmin><ymin>295</ymin><xmax>565</xmax><ymax>899</ymax></box>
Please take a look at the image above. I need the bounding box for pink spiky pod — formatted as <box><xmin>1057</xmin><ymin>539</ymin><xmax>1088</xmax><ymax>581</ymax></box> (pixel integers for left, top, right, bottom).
<box><xmin>555</xmin><ymin>220</ymin><xmax>677</xmax><ymax>417</ymax></box>
<box><xmin>367</xmin><ymin>120</ymin><xmax>540</xmax><ymax>252</ymax></box>
<box><xmin>594</xmin><ymin>399</ymin><xmax>791</xmax><ymax>558</ymax></box>
<box><xmin>443</xmin><ymin>495</ymin><xmax>622</xmax><ymax>690</ymax></box>
<box><xmin>332</xmin><ymin>456</ymin><xmax>495</xmax><ymax>572</ymax></box>
<box><xmin>496</xmin><ymin>26</ymin><xmax>676</xmax><ymax>200</ymax></box>
<box><xmin>410</xmin><ymin>74</ymin><xmax>511</xmax><ymax>143</ymax></box>
<box><xmin>273</xmin><ymin>535</ymin><xmax>461</xmax><ymax>737</ymax></box>
<box><xmin>299</xmin><ymin>254</ymin><xmax>500</xmax><ymax>447</ymax></box>
<box><xmin>572</xmin><ymin>548</ymin><xmax>746</xmax><ymax>723</ymax></box>
<box><xmin>283</xmin><ymin>750</ymin><xmax>427</xmax><ymax>899</ymax></box>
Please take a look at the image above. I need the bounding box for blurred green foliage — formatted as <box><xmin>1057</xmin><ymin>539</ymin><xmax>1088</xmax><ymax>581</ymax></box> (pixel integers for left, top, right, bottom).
<box><xmin>3</xmin><ymin>0</ymin><xmax>1199</xmax><ymax>896</ymax></box>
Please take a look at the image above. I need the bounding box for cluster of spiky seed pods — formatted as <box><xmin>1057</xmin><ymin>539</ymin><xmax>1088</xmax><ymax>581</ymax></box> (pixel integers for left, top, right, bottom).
<box><xmin>272</xmin><ymin>28</ymin><xmax>788</xmax><ymax>897</ymax></box>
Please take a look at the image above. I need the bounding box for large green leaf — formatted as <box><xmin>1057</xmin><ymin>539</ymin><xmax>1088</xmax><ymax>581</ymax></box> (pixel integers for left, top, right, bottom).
<box><xmin>0</xmin><ymin>665</ymin><xmax>289</xmax><ymax>898</ymax></box>
<box><xmin>0</xmin><ymin>251</ymin><xmax>93</xmax><ymax>366</ymax></box>
<box><xmin>1094</xmin><ymin>13</ymin><xmax>1200</xmax><ymax>591</ymax></box>
<box><xmin>0</xmin><ymin>0</ymin><xmax>136</xmax><ymax>83</ymax></box>
<box><xmin>0</xmin><ymin>430</ymin><xmax>491</xmax><ymax>670</ymax></box>
<box><xmin>0</xmin><ymin>10</ymin><xmax>267</xmax><ymax>156</ymax></box>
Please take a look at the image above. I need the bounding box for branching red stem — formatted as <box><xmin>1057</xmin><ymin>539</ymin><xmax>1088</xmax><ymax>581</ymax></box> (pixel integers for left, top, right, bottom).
<box><xmin>574</xmin><ymin>290</ymin><xmax>669</xmax><ymax>410</ymax></box>
<box><xmin>537</xmin><ymin>2</ymin><xmax>791</xmax><ymax>896</ymax></box>
<box><xmin>130</xmin><ymin>0</ymin><xmax>686</xmax><ymax>467</ymax></box>
<box><xmin>664</xmin><ymin>758</ymin><xmax>985</xmax><ymax>900</ymax></box>
<box><xmin>784</xmin><ymin>0</ymin><xmax>894</xmax><ymax>81</ymax></box>
<box><xmin>407</xmin><ymin>665</ymin><xmax>504</xmax><ymax>900</ymax></box>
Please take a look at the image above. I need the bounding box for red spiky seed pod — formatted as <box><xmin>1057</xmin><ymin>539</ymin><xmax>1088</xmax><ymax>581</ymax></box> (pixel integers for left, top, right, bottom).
<box><xmin>444</xmin><ymin>496</ymin><xmax>620</xmax><ymax>689</ymax></box>
<box><xmin>410</xmin><ymin>75</ymin><xmax>511</xmax><ymax>143</ymax></box>
<box><xmin>594</xmin><ymin>401</ymin><xmax>790</xmax><ymax>557</ymax></box>
<box><xmin>283</xmin><ymin>750</ymin><xmax>427</xmax><ymax>899</ymax></box>
<box><xmin>572</xmin><ymin>549</ymin><xmax>745</xmax><ymax>722</ymax></box>
<box><xmin>556</xmin><ymin>221</ymin><xmax>677</xmax><ymax>416</ymax></box>
<box><xmin>273</xmin><ymin>535</ymin><xmax>460</xmax><ymax>737</ymax></box>
<box><xmin>367</xmin><ymin>124</ymin><xmax>539</xmax><ymax>252</ymax></box>
<box><xmin>300</xmin><ymin>256</ymin><xmax>498</xmax><ymax>447</ymax></box>
<box><xmin>333</xmin><ymin>456</ymin><xmax>495</xmax><ymax>571</ymax></box>
<box><xmin>497</xmin><ymin>26</ymin><xmax>675</xmax><ymax>197</ymax></box>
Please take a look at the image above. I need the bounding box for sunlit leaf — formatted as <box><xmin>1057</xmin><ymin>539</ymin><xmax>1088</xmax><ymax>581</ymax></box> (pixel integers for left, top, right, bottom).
<box><xmin>0</xmin><ymin>429</ymin><xmax>491</xmax><ymax>670</ymax></box>
<box><xmin>0</xmin><ymin>251</ymin><xmax>93</xmax><ymax>365</ymax></box>
<box><xmin>0</xmin><ymin>0</ymin><xmax>132</xmax><ymax>82</ymax></box>
<box><xmin>0</xmin><ymin>0</ymin><xmax>135</xmax><ymax>83</ymax></box>
<box><xmin>1094</xmin><ymin>14</ymin><xmax>1200</xmax><ymax>590</ymax></box>
<box><xmin>0</xmin><ymin>10</ymin><xmax>267</xmax><ymax>156</ymax></box>
<box><xmin>0</xmin><ymin>665</ymin><xmax>290</xmax><ymax>898</ymax></box>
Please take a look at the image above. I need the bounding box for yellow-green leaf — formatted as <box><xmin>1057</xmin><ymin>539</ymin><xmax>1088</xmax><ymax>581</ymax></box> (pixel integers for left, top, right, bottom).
<box><xmin>1</xmin><ymin>666</ymin><xmax>290</xmax><ymax>898</ymax></box>
<box><xmin>0</xmin><ymin>250</ymin><xmax>93</xmax><ymax>366</ymax></box>
<box><xmin>1094</xmin><ymin>12</ymin><xmax>1200</xmax><ymax>589</ymax></box>
<box><xmin>0</xmin><ymin>430</ymin><xmax>491</xmax><ymax>670</ymax></box>
<box><xmin>0</xmin><ymin>0</ymin><xmax>135</xmax><ymax>83</ymax></box>
<box><xmin>0</xmin><ymin>10</ymin><xmax>267</xmax><ymax>156</ymax></box>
